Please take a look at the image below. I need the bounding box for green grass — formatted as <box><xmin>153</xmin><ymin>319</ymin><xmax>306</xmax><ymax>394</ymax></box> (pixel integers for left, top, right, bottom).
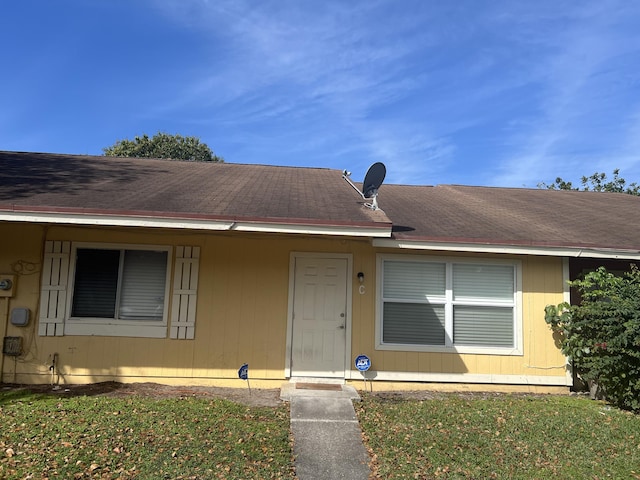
<box><xmin>356</xmin><ymin>393</ymin><xmax>640</xmax><ymax>479</ymax></box>
<box><xmin>0</xmin><ymin>391</ymin><xmax>294</xmax><ymax>479</ymax></box>
<box><xmin>5</xmin><ymin>389</ymin><xmax>640</xmax><ymax>479</ymax></box>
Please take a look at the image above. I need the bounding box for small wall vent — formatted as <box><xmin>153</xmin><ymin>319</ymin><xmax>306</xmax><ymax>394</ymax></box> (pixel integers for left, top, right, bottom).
<box><xmin>3</xmin><ymin>337</ymin><xmax>22</xmax><ymax>356</ymax></box>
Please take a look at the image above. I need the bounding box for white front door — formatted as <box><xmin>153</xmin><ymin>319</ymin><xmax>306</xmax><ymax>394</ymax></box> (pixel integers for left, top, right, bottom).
<box><xmin>291</xmin><ymin>256</ymin><xmax>348</xmax><ymax>378</ymax></box>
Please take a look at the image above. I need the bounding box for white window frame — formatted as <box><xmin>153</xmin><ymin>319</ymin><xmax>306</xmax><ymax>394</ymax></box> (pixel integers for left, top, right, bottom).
<box><xmin>64</xmin><ymin>242</ymin><xmax>172</xmax><ymax>338</ymax></box>
<box><xmin>376</xmin><ymin>254</ymin><xmax>523</xmax><ymax>356</ymax></box>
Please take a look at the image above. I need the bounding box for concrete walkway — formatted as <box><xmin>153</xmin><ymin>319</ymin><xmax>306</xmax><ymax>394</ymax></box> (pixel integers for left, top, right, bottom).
<box><xmin>281</xmin><ymin>383</ymin><xmax>371</xmax><ymax>479</ymax></box>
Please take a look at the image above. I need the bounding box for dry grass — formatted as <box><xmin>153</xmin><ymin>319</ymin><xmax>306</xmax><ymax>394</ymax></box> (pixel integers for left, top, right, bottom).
<box><xmin>357</xmin><ymin>392</ymin><xmax>640</xmax><ymax>479</ymax></box>
<box><xmin>0</xmin><ymin>389</ymin><xmax>294</xmax><ymax>479</ymax></box>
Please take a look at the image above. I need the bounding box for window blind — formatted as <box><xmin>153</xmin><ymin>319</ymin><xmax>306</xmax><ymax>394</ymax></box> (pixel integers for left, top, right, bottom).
<box><xmin>71</xmin><ymin>248</ymin><xmax>167</xmax><ymax>321</ymax></box>
<box><xmin>383</xmin><ymin>302</ymin><xmax>446</xmax><ymax>345</ymax></box>
<box><xmin>452</xmin><ymin>264</ymin><xmax>513</xmax><ymax>301</ymax></box>
<box><xmin>71</xmin><ymin>249</ymin><xmax>119</xmax><ymax>318</ymax></box>
<box><xmin>119</xmin><ymin>250</ymin><xmax>167</xmax><ymax>320</ymax></box>
<box><xmin>453</xmin><ymin>306</ymin><xmax>514</xmax><ymax>347</ymax></box>
<box><xmin>381</xmin><ymin>258</ymin><xmax>517</xmax><ymax>350</ymax></box>
<box><xmin>383</xmin><ymin>261</ymin><xmax>445</xmax><ymax>300</ymax></box>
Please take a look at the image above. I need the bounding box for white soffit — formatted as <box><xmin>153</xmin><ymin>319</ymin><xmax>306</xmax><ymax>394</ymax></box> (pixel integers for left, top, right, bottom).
<box><xmin>0</xmin><ymin>211</ymin><xmax>391</xmax><ymax>237</ymax></box>
<box><xmin>372</xmin><ymin>239</ymin><xmax>640</xmax><ymax>260</ymax></box>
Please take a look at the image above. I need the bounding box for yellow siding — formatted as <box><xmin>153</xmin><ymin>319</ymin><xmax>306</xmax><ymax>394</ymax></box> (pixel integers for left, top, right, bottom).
<box><xmin>354</xmin><ymin>252</ymin><xmax>568</xmax><ymax>382</ymax></box>
<box><xmin>1</xmin><ymin>221</ymin><xmax>569</xmax><ymax>389</ymax></box>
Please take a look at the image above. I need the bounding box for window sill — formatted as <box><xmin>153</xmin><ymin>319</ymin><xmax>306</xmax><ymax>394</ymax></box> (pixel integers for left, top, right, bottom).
<box><xmin>375</xmin><ymin>342</ymin><xmax>523</xmax><ymax>356</ymax></box>
<box><xmin>64</xmin><ymin>322</ymin><xmax>167</xmax><ymax>338</ymax></box>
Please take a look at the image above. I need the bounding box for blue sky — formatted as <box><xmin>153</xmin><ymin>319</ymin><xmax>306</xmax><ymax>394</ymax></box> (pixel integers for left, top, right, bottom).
<box><xmin>2</xmin><ymin>1</ymin><xmax>640</xmax><ymax>188</ymax></box>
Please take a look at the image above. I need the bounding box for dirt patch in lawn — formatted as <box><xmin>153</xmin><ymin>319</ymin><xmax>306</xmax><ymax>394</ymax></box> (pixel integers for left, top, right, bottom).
<box><xmin>1</xmin><ymin>381</ymin><xmax>283</xmax><ymax>407</ymax></box>
<box><xmin>2</xmin><ymin>382</ymin><xmax>573</xmax><ymax>408</ymax></box>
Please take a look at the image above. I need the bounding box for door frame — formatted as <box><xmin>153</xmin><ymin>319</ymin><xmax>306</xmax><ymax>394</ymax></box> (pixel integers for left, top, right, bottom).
<box><xmin>285</xmin><ymin>252</ymin><xmax>353</xmax><ymax>379</ymax></box>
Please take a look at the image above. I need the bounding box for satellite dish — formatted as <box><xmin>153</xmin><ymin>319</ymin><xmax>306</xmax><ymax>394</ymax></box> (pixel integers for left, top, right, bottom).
<box><xmin>362</xmin><ymin>162</ymin><xmax>386</xmax><ymax>199</ymax></box>
<box><xmin>342</xmin><ymin>162</ymin><xmax>387</xmax><ymax>210</ymax></box>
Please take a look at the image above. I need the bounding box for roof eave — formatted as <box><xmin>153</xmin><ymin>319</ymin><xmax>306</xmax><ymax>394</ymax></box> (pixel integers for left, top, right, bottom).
<box><xmin>0</xmin><ymin>206</ymin><xmax>392</xmax><ymax>238</ymax></box>
<box><xmin>373</xmin><ymin>238</ymin><xmax>640</xmax><ymax>260</ymax></box>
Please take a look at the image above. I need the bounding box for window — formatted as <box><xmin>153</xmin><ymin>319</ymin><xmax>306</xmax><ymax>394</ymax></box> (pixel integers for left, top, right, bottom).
<box><xmin>66</xmin><ymin>244</ymin><xmax>171</xmax><ymax>337</ymax></box>
<box><xmin>378</xmin><ymin>256</ymin><xmax>521</xmax><ymax>355</ymax></box>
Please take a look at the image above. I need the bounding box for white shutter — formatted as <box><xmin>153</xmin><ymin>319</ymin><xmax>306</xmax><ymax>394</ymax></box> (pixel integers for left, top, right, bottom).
<box><xmin>39</xmin><ymin>241</ymin><xmax>70</xmax><ymax>336</ymax></box>
<box><xmin>170</xmin><ymin>246</ymin><xmax>200</xmax><ymax>339</ymax></box>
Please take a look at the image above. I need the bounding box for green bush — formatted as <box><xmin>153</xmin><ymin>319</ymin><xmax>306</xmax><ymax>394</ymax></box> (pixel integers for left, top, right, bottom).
<box><xmin>545</xmin><ymin>266</ymin><xmax>640</xmax><ymax>411</ymax></box>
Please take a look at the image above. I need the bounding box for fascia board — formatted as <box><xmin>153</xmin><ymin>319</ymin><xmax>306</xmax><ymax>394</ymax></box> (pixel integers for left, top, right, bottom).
<box><xmin>231</xmin><ymin>221</ymin><xmax>391</xmax><ymax>237</ymax></box>
<box><xmin>373</xmin><ymin>239</ymin><xmax>640</xmax><ymax>260</ymax></box>
<box><xmin>0</xmin><ymin>211</ymin><xmax>235</xmax><ymax>231</ymax></box>
<box><xmin>0</xmin><ymin>211</ymin><xmax>392</xmax><ymax>237</ymax></box>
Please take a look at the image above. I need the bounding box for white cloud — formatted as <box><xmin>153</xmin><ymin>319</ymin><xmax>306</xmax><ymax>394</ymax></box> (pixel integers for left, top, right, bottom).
<box><xmin>147</xmin><ymin>2</ymin><xmax>439</xmax><ymax>144</ymax></box>
<box><xmin>492</xmin><ymin>1</ymin><xmax>640</xmax><ymax>186</ymax></box>
<box><xmin>145</xmin><ymin>0</ymin><xmax>640</xmax><ymax>187</ymax></box>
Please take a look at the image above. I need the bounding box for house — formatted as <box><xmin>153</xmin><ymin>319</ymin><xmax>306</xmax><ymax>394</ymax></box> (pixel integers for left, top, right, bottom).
<box><xmin>1</xmin><ymin>151</ymin><xmax>639</xmax><ymax>392</ymax></box>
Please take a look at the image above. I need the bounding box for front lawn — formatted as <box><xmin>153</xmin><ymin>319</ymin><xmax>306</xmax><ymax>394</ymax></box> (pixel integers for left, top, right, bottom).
<box><xmin>0</xmin><ymin>390</ymin><xmax>294</xmax><ymax>479</ymax></box>
<box><xmin>6</xmin><ymin>387</ymin><xmax>640</xmax><ymax>479</ymax></box>
<box><xmin>356</xmin><ymin>393</ymin><xmax>640</xmax><ymax>479</ymax></box>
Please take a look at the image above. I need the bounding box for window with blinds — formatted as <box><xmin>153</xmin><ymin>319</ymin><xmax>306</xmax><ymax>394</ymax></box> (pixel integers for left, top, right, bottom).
<box><xmin>382</xmin><ymin>261</ymin><xmax>446</xmax><ymax>345</ymax></box>
<box><xmin>71</xmin><ymin>248</ymin><xmax>168</xmax><ymax>321</ymax></box>
<box><xmin>451</xmin><ymin>264</ymin><xmax>514</xmax><ymax>347</ymax></box>
<box><xmin>380</xmin><ymin>258</ymin><xmax>517</xmax><ymax>351</ymax></box>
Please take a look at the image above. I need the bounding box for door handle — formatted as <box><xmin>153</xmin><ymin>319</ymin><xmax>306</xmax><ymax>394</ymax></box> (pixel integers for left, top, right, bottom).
<box><xmin>338</xmin><ymin>324</ymin><xmax>345</xmax><ymax>329</ymax></box>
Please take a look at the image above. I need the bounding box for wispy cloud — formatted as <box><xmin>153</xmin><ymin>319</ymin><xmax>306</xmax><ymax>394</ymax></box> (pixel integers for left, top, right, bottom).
<box><xmin>4</xmin><ymin>0</ymin><xmax>640</xmax><ymax>187</ymax></box>
<box><xmin>492</xmin><ymin>1</ymin><xmax>640</xmax><ymax>187</ymax></box>
<box><xmin>147</xmin><ymin>0</ymin><xmax>452</xmax><ymax>178</ymax></box>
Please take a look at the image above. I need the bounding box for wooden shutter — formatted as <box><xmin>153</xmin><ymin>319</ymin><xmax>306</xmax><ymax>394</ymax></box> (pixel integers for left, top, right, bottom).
<box><xmin>170</xmin><ymin>246</ymin><xmax>200</xmax><ymax>339</ymax></box>
<box><xmin>39</xmin><ymin>241</ymin><xmax>70</xmax><ymax>336</ymax></box>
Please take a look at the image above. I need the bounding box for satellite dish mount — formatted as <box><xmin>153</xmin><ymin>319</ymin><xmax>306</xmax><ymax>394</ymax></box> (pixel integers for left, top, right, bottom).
<box><xmin>342</xmin><ymin>162</ymin><xmax>386</xmax><ymax>210</ymax></box>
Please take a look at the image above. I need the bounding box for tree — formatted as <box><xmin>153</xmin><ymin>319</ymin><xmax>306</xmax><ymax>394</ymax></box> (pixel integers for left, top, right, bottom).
<box><xmin>545</xmin><ymin>267</ymin><xmax>640</xmax><ymax>411</ymax></box>
<box><xmin>539</xmin><ymin>169</ymin><xmax>639</xmax><ymax>195</ymax></box>
<box><xmin>103</xmin><ymin>132</ymin><xmax>223</xmax><ymax>162</ymax></box>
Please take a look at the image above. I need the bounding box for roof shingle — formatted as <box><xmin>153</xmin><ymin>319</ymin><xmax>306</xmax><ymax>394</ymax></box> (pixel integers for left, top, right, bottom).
<box><xmin>0</xmin><ymin>151</ymin><xmax>390</xmax><ymax>229</ymax></box>
<box><xmin>2</xmin><ymin>151</ymin><xmax>639</xmax><ymax>254</ymax></box>
<box><xmin>380</xmin><ymin>184</ymin><xmax>640</xmax><ymax>252</ymax></box>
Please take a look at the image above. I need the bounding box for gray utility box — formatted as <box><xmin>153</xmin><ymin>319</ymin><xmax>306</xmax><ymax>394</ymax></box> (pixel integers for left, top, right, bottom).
<box><xmin>10</xmin><ymin>307</ymin><xmax>30</xmax><ymax>326</ymax></box>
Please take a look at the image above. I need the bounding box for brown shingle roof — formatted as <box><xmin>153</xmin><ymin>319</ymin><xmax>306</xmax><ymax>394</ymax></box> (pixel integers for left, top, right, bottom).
<box><xmin>1</xmin><ymin>151</ymin><xmax>639</xmax><ymax>255</ymax></box>
<box><xmin>379</xmin><ymin>184</ymin><xmax>640</xmax><ymax>253</ymax></box>
<box><xmin>0</xmin><ymin>151</ymin><xmax>391</xmax><ymax>231</ymax></box>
